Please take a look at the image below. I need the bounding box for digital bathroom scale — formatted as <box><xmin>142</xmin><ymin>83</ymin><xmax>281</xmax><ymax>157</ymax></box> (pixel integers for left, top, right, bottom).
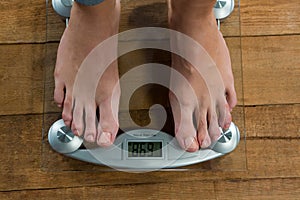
<box><xmin>45</xmin><ymin>0</ymin><xmax>243</xmax><ymax>171</ymax></box>
<box><xmin>48</xmin><ymin>119</ymin><xmax>240</xmax><ymax>170</ymax></box>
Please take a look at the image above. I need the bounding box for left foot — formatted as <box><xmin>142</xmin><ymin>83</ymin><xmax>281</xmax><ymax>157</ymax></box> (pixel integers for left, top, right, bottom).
<box><xmin>54</xmin><ymin>1</ymin><xmax>121</xmax><ymax>147</ymax></box>
<box><xmin>168</xmin><ymin>0</ymin><xmax>237</xmax><ymax>152</ymax></box>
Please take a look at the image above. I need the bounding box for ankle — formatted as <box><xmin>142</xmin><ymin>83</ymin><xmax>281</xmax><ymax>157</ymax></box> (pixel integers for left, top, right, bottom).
<box><xmin>170</xmin><ymin>0</ymin><xmax>215</xmax><ymax>20</ymax></box>
<box><xmin>72</xmin><ymin>0</ymin><xmax>118</xmax><ymax>14</ymax></box>
<box><xmin>67</xmin><ymin>0</ymin><xmax>120</xmax><ymax>36</ymax></box>
<box><xmin>70</xmin><ymin>0</ymin><xmax>120</xmax><ymax>22</ymax></box>
<box><xmin>169</xmin><ymin>4</ymin><xmax>216</xmax><ymax>31</ymax></box>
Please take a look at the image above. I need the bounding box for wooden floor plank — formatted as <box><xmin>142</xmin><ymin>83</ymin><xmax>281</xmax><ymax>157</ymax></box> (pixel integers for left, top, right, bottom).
<box><xmin>0</xmin><ymin>181</ymin><xmax>216</xmax><ymax>200</ymax></box>
<box><xmin>1</xmin><ymin>178</ymin><xmax>299</xmax><ymax>199</ymax></box>
<box><xmin>245</xmin><ymin>104</ymin><xmax>300</xmax><ymax>138</ymax></box>
<box><xmin>44</xmin><ymin>43</ymin><xmax>60</xmax><ymax>113</ymax></box>
<box><xmin>246</xmin><ymin>139</ymin><xmax>300</xmax><ymax>178</ymax></box>
<box><xmin>0</xmin><ymin>44</ymin><xmax>44</xmax><ymax>115</ymax></box>
<box><xmin>0</xmin><ymin>0</ymin><xmax>46</xmax><ymax>43</ymax></box>
<box><xmin>215</xmin><ymin>178</ymin><xmax>300</xmax><ymax>200</ymax></box>
<box><xmin>46</xmin><ymin>0</ymin><xmax>66</xmax><ymax>42</ymax></box>
<box><xmin>0</xmin><ymin>114</ymin><xmax>299</xmax><ymax>191</ymax></box>
<box><xmin>240</xmin><ymin>0</ymin><xmax>300</xmax><ymax>36</ymax></box>
<box><xmin>218</xmin><ymin>0</ymin><xmax>240</xmax><ymax>37</ymax></box>
<box><xmin>242</xmin><ymin>35</ymin><xmax>300</xmax><ymax>105</ymax></box>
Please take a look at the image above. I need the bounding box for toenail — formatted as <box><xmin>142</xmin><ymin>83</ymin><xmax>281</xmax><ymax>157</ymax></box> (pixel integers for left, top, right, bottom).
<box><xmin>86</xmin><ymin>134</ymin><xmax>95</xmax><ymax>142</ymax></box>
<box><xmin>63</xmin><ymin>120</ymin><xmax>71</xmax><ymax>127</ymax></box>
<box><xmin>73</xmin><ymin>129</ymin><xmax>80</xmax><ymax>136</ymax></box>
<box><xmin>202</xmin><ymin>137</ymin><xmax>211</xmax><ymax>148</ymax></box>
<box><xmin>98</xmin><ymin>132</ymin><xmax>112</xmax><ymax>146</ymax></box>
<box><xmin>184</xmin><ymin>137</ymin><xmax>196</xmax><ymax>150</ymax></box>
<box><xmin>224</xmin><ymin>123</ymin><xmax>231</xmax><ymax>130</ymax></box>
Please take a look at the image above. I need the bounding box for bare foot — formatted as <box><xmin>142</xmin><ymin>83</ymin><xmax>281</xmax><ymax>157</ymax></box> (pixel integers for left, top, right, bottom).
<box><xmin>54</xmin><ymin>0</ymin><xmax>121</xmax><ymax>147</ymax></box>
<box><xmin>168</xmin><ymin>0</ymin><xmax>237</xmax><ymax>152</ymax></box>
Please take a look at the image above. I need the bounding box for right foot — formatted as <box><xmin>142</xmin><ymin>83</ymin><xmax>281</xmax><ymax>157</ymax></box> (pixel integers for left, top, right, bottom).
<box><xmin>168</xmin><ymin>0</ymin><xmax>237</xmax><ymax>152</ymax></box>
<box><xmin>54</xmin><ymin>0</ymin><xmax>121</xmax><ymax>147</ymax></box>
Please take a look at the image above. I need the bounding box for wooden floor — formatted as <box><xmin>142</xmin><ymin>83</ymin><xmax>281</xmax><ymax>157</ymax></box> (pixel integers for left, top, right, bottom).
<box><xmin>0</xmin><ymin>0</ymin><xmax>299</xmax><ymax>199</ymax></box>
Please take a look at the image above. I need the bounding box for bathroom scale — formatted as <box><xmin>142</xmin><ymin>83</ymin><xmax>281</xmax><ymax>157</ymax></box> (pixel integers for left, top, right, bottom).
<box><xmin>44</xmin><ymin>0</ymin><xmax>245</xmax><ymax>171</ymax></box>
<box><xmin>48</xmin><ymin>119</ymin><xmax>240</xmax><ymax>169</ymax></box>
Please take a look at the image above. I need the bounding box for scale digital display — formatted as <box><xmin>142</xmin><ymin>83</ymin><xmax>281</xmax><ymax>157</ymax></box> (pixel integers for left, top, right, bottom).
<box><xmin>127</xmin><ymin>141</ymin><xmax>163</xmax><ymax>158</ymax></box>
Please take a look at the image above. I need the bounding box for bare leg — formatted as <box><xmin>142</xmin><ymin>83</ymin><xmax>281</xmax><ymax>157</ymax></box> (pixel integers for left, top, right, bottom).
<box><xmin>168</xmin><ymin>0</ymin><xmax>237</xmax><ymax>152</ymax></box>
<box><xmin>54</xmin><ymin>0</ymin><xmax>121</xmax><ymax>146</ymax></box>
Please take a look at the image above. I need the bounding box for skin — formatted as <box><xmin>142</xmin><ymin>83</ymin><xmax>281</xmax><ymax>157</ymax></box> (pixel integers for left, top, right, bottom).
<box><xmin>168</xmin><ymin>0</ymin><xmax>237</xmax><ymax>151</ymax></box>
<box><xmin>54</xmin><ymin>0</ymin><xmax>237</xmax><ymax>152</ymax></box>
<box><xmin>54</xmin><ymin>0</ymin><xmax>121</xmax><ymax>146</ymax></box>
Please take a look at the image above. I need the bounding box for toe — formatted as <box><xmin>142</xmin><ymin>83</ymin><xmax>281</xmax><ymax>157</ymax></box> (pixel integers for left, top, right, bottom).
<box><xmin>196</xmin><ymin>114</ymin><xmax>211</xmax><ymax>149</ymax></box>
<box><xmin>226</xmin><ymin>87</ymin><xmax>237</xmax><ymax>110</ymax></box>
<box><xmin>71</xmin><ymin>102</ymin><xmax>84</xmax><ymax>136</ymax></box>
<box><xmin>96</xmin><ymin>97</ymin><xmax>119</xmax><ymax>147</ymax></box>
<box><xmin>217</xmin><ymin>101</ymin><xmax>232</xmax><ymax>129</ymax></box>
<box><xmin>97</xmin><ymin>132</ymin><xmax>113</xmax><ymax>148</ymax></box>
<box><xmin>54</xmin><ymin>80</ymin><xmax>65</xmax><ymax>108</ymax></box>
<box><xmin>207</xmin><ymin>109</ymin><xmax>222</xmax><ymax>143</ymax></box>
<box><xmin>217</xmin><ymin>102</ymin><xmax>227</xmax><ymax>129</ymax></box>
<box><xmin>224</xmin><ymin>111</ymin><xmax>232</xmax><ymax>130</ymax></box>
<box><xmin>62</xmin><ymin>92</ymin><xmax>73</xmax><ymax>127</ymax></box>
<box><xmin>84</xmin><ymin>103</ymin><xmax>97</xmax><ymax>143</ymax></box>
<box><xmin>170</xmin><ymin>94</ymin><xmax>198</xmax><ymax>152</ymax></box>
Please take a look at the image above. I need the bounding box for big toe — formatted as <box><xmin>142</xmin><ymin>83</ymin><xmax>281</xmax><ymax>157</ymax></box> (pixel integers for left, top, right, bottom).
<box><xmin>226</xmin><ymin>86</ymin><xmax>237</xmax><ymax>110</ymax></box>
<box><xmin>71</xmin><ymin>102</ymin><xmax>84</xmax><ymax>136</ymax></box>
<box><xmin>96</xmin><ymin>98</ymin><xmax>119</xmax><ymax>147</ymax></box>
<box><xmin>54</xmin><ymin>79</ymin><xmax>65</xmax><ymax>108</ymax></box>
<box><xmin>83</xmin><ymin>104</ymin><xmax>97</xmax><ymax>143</ymax></box>
<box><xmin>218</xmin><ymin>101</ymin><xmax>232</xmax><ymax>130</ymax></box>
<box><xmin>170</xmin><ymin>95</ymin><xmax>199</xmax><ymax>152</ymax></box>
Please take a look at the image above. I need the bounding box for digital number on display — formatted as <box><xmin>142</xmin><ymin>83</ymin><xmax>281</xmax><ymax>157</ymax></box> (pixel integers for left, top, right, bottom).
<box><xmin>127</xmin><ymin>141</ymin><xmax>163</xmax><ymax>158</ymax></box>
